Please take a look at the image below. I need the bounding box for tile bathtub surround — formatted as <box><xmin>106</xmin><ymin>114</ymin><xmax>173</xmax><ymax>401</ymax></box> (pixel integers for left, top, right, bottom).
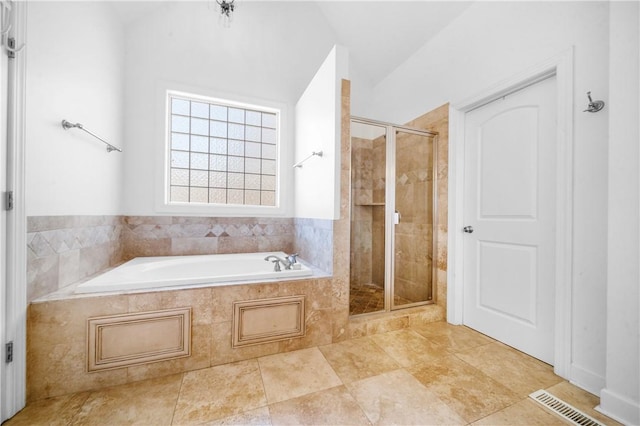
<box><xmin>26</xmin><ymin>215</ymin><xmax>300</xmax><ymax>301</ymax></box>
<box><xmin>27</xmin><ymin>216</ymin><xmax>124</xmax><ymax>302</ymax></box>
<box><xmin>9</xmin><ymin>322</ymin><xmax>623</xmax><ymax>426</ymax></box>
<box><xmin>122</xmin><ymin>216</ymin><xmax>296</xmax><ymax>259</ymax></box>
<box><xmin>26</xmin><ymin>277</ymin><xmax>335</xmax><ymax>402</ymax></box>
<box><xmin>293</xmin><ymin>217</ymin><xmax>333</xmax><ymax>274</ymax></box>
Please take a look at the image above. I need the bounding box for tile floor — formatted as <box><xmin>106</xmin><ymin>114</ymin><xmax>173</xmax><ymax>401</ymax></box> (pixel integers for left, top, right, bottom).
<box><xmin>6</xmin><ymin>322</ymin><xmax>621</xmax><ymax>426</ymax></box>
<box><xmin>349</xmin><ymin>283</ymin><xmax>385</xmax><ymax>315</ymax></box>
<box><xmin>349</xmin><ymin>283</ymin><xmax>414</xmax><ymax>315</ymax></box>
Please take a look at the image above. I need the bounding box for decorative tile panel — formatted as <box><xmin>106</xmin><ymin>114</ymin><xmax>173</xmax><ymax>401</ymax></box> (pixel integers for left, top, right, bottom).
<box><xmin>87</xmin><ymin>307</ymin><xmax>192</xmax><ymax>372</ymax></box>
<box><xmin>232</xmin><ymin>296</ymin><xmax>305</xmax><ymax>347</ymax></box>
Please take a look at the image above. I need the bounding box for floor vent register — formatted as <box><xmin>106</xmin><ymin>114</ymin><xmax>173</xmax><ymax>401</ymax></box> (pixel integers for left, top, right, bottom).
<box><xmin>529</xmin><ymin>389</ymin><xmax>606</xmax><ymax>426</ymax></box>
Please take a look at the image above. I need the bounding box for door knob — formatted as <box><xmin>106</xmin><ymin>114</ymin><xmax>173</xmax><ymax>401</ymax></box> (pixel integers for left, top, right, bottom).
<box><xmin>463</xmin><ymin>226</ymin><xmax>474</xmax><ymax>233</ymax></box>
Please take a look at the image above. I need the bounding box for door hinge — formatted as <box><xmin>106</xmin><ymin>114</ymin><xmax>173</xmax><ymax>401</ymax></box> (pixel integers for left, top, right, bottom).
<box><xmin>5</xmin><ymin>191</ymin><xmax>14</xmax><ymax>211</ymax></box>
<box><xmin>5</xmin><ymin>341</ymin><xmax>13</xmax><ymax>363</ymax></box>
<box><xmin>7</xmin><ymin>37</ymin><xmax>16</xmax><ymax>59</ymax></box>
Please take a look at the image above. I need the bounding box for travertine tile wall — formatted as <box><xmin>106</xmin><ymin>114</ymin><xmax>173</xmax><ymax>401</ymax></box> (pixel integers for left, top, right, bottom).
<box><xmin>293</xmin><ymin>218</ymin><xmax>333</xmax><ymax>274</ymax></box>
<box><xmin>349</xmin><ymin>119</ymin><xmax>439</xmax><ymax>304</ymax></box>
<box><xmin>341</xmin><ymin>82</ymin><xmax>445</xmax><ymax>339</ymax></box>
<box><xmin>27</xmin><ymin>215</ymin><xmax>334</xmax><ymax>302</ymax></box>
<box><xmin>405</xmin><ymin>103</ymin><xmax>450</xmax><ymax>309</ymax></box>
<box><xmin>394</xmin><ymin>131</ymin><xmax>435</xmax><ymax>303</ymax></box>
<box><xmin>27</xmin><ymin>276</ymin><xmax>335</xmax><ymax>401</ymax></box>
<box><xmin>330</xmin><ymin>79</ymin><xmax>353</xmax><ymax>342</ymax></box>
<box><xmin>350</xmin><ymin>137</ymin><xmax>374</xmax><ymax>287</ymax></box>
<box><xmin>27</xmin><ymin>216</ymin><xmax>123</xmax><ymax>302</ymax></box>
<box><xmin>371</xmin><ymin>136</ymin><xmax>386</xmax><ymax>286</ymax></box>
<box><xmin>121</xmin><ymin>216</ymin><xmax>295</xmax><ymax>260</ymax></box>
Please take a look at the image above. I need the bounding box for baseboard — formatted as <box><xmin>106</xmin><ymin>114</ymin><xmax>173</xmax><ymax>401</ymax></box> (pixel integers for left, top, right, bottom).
<box><xmin>569</xmin><ymin>363</ymin><xmax>605</xmax><ymax>396</ymax></box>
<box><xmin>597</xmin><ymin>388</ymin><xmax>640</xmax><ymax>426</ymax></box>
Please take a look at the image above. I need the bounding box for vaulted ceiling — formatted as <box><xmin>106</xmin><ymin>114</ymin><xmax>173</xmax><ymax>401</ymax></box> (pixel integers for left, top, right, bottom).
<box><xmin>110</xmin><ymin>1</ymin><xmax>473</xmax><ymax>88</ymax></box>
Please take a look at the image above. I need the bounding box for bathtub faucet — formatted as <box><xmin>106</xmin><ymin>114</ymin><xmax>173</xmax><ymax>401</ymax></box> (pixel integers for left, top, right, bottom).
<box><xmin>264</xmin><ymin>255</ymin><xmax>291</xmax><ymax>272</ymax></box>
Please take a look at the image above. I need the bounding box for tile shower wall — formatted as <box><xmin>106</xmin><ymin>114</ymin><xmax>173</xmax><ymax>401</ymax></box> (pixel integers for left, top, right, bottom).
<box><xmin>350</xmin><ymin>137</ymin><xmax>374</xmax><ymax>287</ymax></box>
<box><xmin>406</xmin><ymin>104</ymin><xmax>450</xmax><ymax>308</ymax></box>
<box><xmin>350</xmin><ymin>128</ymin><xmax>437</xmax><ymax>304</ymax></box>
<box><xmin>350</xmin><ymin>135</ymin><xmax>386</xmax><ymax>289</ymax></box>
<box><xmin>343</xmin><ymin>104</ymin><xmax>449</xmax><ymax>310</ymax></box>
<box><xmin>27</xmin><ymin>215</ymin><xmax>337</xmax><ymax>302</ymax></box>
<box><xmin>394</xmin><ymin>131</ymin><xmax>435</xmax><ymax>303</ymax></box>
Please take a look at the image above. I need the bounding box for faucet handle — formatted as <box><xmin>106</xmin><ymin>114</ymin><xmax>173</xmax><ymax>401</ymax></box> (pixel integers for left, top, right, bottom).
<box><xmin>287</xmin><ymin>253</ymin><xmax>299</xmax><ymax>264</ymax></box>
<box><xmin>271</xmin><ymin>260</ymin><xmax>281</xmax><ymax>272</ymax></box>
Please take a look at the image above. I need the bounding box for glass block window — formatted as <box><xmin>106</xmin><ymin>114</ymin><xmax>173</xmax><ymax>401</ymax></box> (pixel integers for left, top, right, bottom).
<box><xmin>168</xmin><ymin>92</ymin><xmax>278</xmax><ymax>206</ymax></box>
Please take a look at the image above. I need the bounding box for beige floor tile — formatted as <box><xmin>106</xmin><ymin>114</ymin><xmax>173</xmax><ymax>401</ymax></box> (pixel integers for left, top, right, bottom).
<box><xmin>369</xmin><ymin>328</ymin><xmax>450</xmax><ymax>367</ymax></box>
<box><xmin>71</xmin><ymin>373</ymin><xmax>183</xmax><ymax>426</ymax></box>
<box><xmin>409</xmin><ymin>354</ymin><xmax>520</xmax><ymax>423</ymax></box>
<box><xmin>258</xmin><ymin>347</ymin><xmax>342</xmax><ymax>404</ymax></box>
<box><xmin>545</xmin><ymin>381</ymin><xmax>624</xmax><ymax>426</ymax></box>
<box><xmin>11</xmin><ymin>326</ymin><xmax>623</xmax><ymax>426</ymax></box>
<box><xmin>411</xmin><ymin>322</ymin><xmax>494</xmax><ymax>353</ymax></box>
<box><xmin>4</xmin><ymin>392</ymin><xmax>90</xmax><ymax>426</ymax></box>
<box><xmin>471</xmin><ymin>398</ymin><xmax>565</xmax><ymax>425</ymax></box>
<box><xmin>204</xmin><ymin>406</ymin><xmax>272</xmax><ymax>425</ymax></box>
<box><xmin>346</xmin><ymin>369</ymin><xmax>466</xmax><ymax>425</ymax></box>
<box><xmin>318</xmin><ymin>336</ymin><xmax>400</xmax><ymax>383</ymax></box>
<box><xmin>456</xmin><ymin>342</ymin><xmax>563</xmax><ymax>397</ymax></box>
<box><xmin>172</xmin><ymin>360</ymin><xmax>267</xmax><ymax>425</ymax></box>
<box><xmin>268</xmin><ymin>385</ymin><xmax>371</xmax><ymax>425</ymax></box>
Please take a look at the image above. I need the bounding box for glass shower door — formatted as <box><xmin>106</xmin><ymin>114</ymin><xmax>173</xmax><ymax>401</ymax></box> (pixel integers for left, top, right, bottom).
<box><xmin>349</xmin><ymin>121</ymin><xmax>387</xmax><ymax>315</ymax></box>
<box><xmin>391</xmin><ymin>129</ymin><xmax>437</xmax><ymax>309</ymax></box>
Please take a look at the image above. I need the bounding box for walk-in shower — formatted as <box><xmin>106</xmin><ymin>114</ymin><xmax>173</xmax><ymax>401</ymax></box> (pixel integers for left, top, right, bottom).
<box><xmin>349</xmin><ymin>117</ymin><xmax>438</xmax><ymax>315</ymax></box>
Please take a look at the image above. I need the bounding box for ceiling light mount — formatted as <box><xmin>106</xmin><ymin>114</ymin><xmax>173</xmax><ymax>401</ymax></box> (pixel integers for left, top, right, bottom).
<box><xmin>217</xmin><ymin>0</ymin><xmax>235</xmax><ymax>19</ymax></box>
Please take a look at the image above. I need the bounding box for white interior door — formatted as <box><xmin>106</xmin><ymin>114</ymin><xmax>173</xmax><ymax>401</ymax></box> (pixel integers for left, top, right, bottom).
<box><xmin>462</xmin><ymin>76</ymin><xmax>557</xmax><ymax>364</ymax></box>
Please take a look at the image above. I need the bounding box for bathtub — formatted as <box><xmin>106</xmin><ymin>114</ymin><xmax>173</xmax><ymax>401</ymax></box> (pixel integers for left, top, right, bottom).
<box><xmin>75</xmin><ymin>251</ymin><xmax>313</xmax><ymax>294</ymax></box>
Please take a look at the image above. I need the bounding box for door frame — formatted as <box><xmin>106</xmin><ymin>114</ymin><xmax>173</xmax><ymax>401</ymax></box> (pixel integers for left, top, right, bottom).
<box><xmin>1</xmin><ymin>0</ymin><xmax>27</xmax><ymax>420</ymax></box>
<box><xmin>447</xmin><ymin>48</ymin><xmax>574</xmax><ymax>379</ymax></box>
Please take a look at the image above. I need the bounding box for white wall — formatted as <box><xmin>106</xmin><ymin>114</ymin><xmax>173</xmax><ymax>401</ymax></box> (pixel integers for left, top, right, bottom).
<box><xmin>121</xmin><ymin>2</ymin><xmax>338</xmax><ymax>216</ymax></box>
<box><xmin>368</xmin><ymin>1</ymin><xmax>610</xmax><ymax>394</ymax></box>
<box><xmin>600</xmin><ymin>2</ymin><xmax>640</xmax><ymax>424</ymax></box>
<box><xmin>26</xmin><ymin>2</ymin><xmax>124</xmax><ymax>216</ymax></box>
<box><xmin>294</xmin><ymin>45</ymin><xmax>348</xmax><ymax>220</ymax></box>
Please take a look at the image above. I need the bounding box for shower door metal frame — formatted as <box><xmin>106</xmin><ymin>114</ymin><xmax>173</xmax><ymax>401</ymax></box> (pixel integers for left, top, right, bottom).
<box><xmin>350</xmin><ymin>116</ymin><xmax>438</xmax><ymax>314</ymax></box>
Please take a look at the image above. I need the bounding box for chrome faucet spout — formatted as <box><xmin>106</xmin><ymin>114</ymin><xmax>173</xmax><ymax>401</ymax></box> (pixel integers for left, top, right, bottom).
<box><xmin>264</xmin><ymin>255</ymin><xmax>292</xmax><ymax>271</ymax></box>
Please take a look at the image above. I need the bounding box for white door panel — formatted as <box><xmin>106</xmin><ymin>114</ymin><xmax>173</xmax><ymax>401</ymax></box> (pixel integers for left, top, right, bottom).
<box><xmin>478</xmin><ymin>107</ymin><xmax>538</xmax><ymax>219</ymax></box>
<box><xmin>463</xmin><ymin>76</ymin><xmax>556</xmax><ymax>364</ymax></box>
<box><xmin>477</xmin><ymin>241</ymin><xmax>537</xmax><ymax>323</ymax></box>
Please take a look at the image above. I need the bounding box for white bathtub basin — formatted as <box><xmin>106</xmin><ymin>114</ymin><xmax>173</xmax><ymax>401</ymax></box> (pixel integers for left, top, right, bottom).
<box><xmin>75</xmin><ymin>252</ymin><xmax>313</xmax><ymax>294</ymax></box>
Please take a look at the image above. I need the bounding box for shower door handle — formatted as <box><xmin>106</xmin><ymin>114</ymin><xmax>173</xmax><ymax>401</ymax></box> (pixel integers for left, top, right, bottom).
<box><xmin>394</xmin><ymin>210</ymin><xmax>401</xmax><ymax>225</ymax></box>
<box><xmin>463</xmin><ymin>226</ymin><xmax>474</xmax><ymax>233</ymax></box>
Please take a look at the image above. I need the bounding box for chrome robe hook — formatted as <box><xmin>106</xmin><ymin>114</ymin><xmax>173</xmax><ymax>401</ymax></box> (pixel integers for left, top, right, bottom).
<box><xmin>584</xmin><ymin>91</ymin><xmax>605</xmax><ymax>113</ymax></box>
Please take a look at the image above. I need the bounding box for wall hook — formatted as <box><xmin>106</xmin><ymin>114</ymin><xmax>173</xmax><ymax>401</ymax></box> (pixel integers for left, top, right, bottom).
<box><xmin>584</xmin><ymin>91</ymin><xmax>605</xmax><ymax>113</ymax></box>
